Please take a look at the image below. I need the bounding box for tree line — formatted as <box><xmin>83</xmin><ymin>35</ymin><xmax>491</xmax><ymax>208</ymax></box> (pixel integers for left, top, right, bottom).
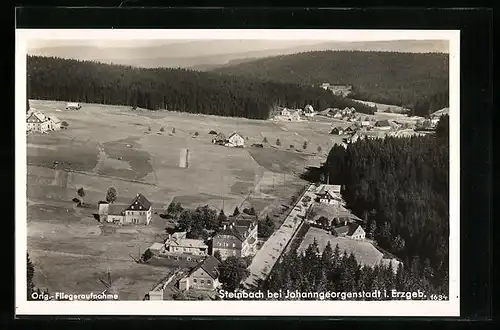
<box><xmin>212</xmin><ymin>50</ymin><xmax>449</xmax><ymax>114</ymax></box>
<box><xmin>259</xmin><ymin>239</ymin><xmax>445</xmax><ymax>300</ymax></box>
<box><xmin>300</xmin><ymin>116</ymin><xmax>449</xmax><ymax>295</ymax></box>
<box><xmin>27</xmin><ymin>55</ymin><xmax>376</xmax><ymax>120</ymax></box>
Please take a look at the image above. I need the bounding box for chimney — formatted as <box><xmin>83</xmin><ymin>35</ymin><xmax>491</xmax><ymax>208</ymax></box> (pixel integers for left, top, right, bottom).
<box><xmin>344</xmin><ymin>220</ymin><xmax>347</xmax><ymax>226</ymax></box>
<box><xmin>223</xmin><ymin>224</ymin><xmax>226</xmax><ymax>230</ymax></box>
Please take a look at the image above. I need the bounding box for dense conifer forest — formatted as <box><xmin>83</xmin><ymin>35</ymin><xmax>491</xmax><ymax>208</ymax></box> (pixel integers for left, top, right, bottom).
<box><xmin>27</xmin><ymin>56</ymin><xmax>376</xmax><ymax>119</ymax></box>
<box><xmin>293</xmin><ymin>116</ymin><xmax>450</xmax><ymax>297</ymax></box>
<box><xmin>261</xmin><ymin>239</ymin><xmax>445</xmax><ymax>300</ymax></box>
<box><xmin>212</xmin><ymin>51</ymin><xmax>449</xmax><ymax>116</ymax></box>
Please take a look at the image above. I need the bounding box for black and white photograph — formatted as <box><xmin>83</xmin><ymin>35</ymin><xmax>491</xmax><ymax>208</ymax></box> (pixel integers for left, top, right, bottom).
<box><xmin>16</xmin><ymin>29</ymin><xmax>460</xmax><ymax>316</ymax></box>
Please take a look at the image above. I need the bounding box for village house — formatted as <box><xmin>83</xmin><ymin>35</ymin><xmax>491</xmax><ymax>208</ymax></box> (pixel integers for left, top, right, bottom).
<box><xmin>226</xmin><ymin>132</ymin><xmax>245</xmax><ymax>147</ymax></box>
<box><xmin>98</xmin><ymin>193</ymin><xmax>152</xmax><ymax>225</ymax></box>
<box><xmin>178</xmin><ymin>255</ymin><xmax>221</xmax><ymax>291</ymax></box>
<box><xmin>330</xmin><ymin>126</ymin><xmax>344</xmax><ymax>135</ymax></box>
<box><xmin>48</xmin><ymin>115</ymin><xmax>61</xmax><ymax>130</ymax></box>
<box><xmin>65</xmin><ymin>102</ymin><xmax>81</xmax><ymax>110</ymax></box>
<box><xmin>163</xmin><ymin>232</ymin><xmax>208</xmax><ymax>256</ymax></box>
<box><xmin>343</xmin><ymin>125</ymin><xmax>356</xmax><ymax>135</ymax></box>
<box><xmin>26</xmin><ymin>112</ymin><xmax>51</xmax><ymax>133</ymax></box>
<box><xmin>212</xmin><ymin>214</ymin><xmax>258</xmax><ymax>260</ymax></box>
<box><xmin>316</xmin><ymin>185</ymin><xmax>343</xmax><ymax>206</ymax></box>
<box><xmin>332</xmin><ymin>223</ymin><xmax>366</xmax><ymax>240</ymax></box>
<box><xmin>280</xmin><ymin>108</ymin><xmax>291</xmax><ymax>116</ymax></box>
<box><xmin>333</xmin><ymin>112</ymin><xmax>343</xmax><ymax>119</ymax></box>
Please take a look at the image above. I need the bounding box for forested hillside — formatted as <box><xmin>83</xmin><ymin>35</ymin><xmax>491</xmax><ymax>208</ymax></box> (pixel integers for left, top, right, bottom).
<box><xmin>212</xmin><ymin>51</ymin><xmax>449</xmax><ymax>115</ymax></box>
<box><xmin>27</xmin><ymin>56</ymin><xmax>376</xmax><ymax>119</ymax></box>
<box><xmin>301</xmin><ymin>116</ymin><xmax>450</xmax><ymax>295</ymax></box>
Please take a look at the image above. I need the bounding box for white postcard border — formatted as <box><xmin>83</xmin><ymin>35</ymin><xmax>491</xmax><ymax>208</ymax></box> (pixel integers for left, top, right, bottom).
<box><xmin>15</xmin><ymin>29</ymin><xmax>460</xmax><ymax>317</ymax></box>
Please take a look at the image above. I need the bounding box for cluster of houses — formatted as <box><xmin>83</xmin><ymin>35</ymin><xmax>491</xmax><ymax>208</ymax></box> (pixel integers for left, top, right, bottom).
<box><xmin>211</xmin><ymin>132</ymin><xmax>245</xmax><ymax>148</ymax></box>
<box><xmin>274</xmin><ymin>104</ymin><xmax>316</xmax><ymax>121</ymax></box>
<box><xmin>319</xmin><ymin>83</ymin><xmax>353</xmax><ymax>97</ymax></box>
<box><xmin>147</xmin><ymin>212</ymin><xmax>259</xmax><ymax>294</ymax></box>
<box><xmin>329</xmin><ymin>118</ymin><xmax>425</xmax><ymax>145</ymax></box>
<box><xmin>319</xmin><ymin>106</ymin><xmax>358</xmax><ymax>121</ymax></box>
<box><xmin>309</xmin><ymin>184</ymin><xmax>366</xmax><ymax>240</ymax></box>
<box><xmin>26</xmin><ymin>111</ymin><xmax>62</xmax><ymax>134</ymax></box>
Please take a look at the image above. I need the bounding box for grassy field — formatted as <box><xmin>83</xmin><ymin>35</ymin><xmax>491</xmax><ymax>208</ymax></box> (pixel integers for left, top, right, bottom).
<box><xmin>299</xmin><ymin>227</ymin><xmax>399</xmax><ymax>270</ymax></box>
<box><xmin>26</xmin><ymin>100</ymin><xmax>345</xmax><ymax>299</ymax></box>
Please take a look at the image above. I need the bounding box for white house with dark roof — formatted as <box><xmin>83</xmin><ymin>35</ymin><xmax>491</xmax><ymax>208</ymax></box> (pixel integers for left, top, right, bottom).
<box><xmin>226</xmin><ymin>132</ymin><xmax>245</xmax><ymax>147</ymax></box>
<box><xmin>163</xmin><ymin>234</ymin><xmax>208</xmax><ymax>256</ymax></box>
<box><xmin>212</xmin><ymin>214</ymin><xmax>258</xmax><ymax>260</ymax></box>
<box><xmin>178</xmin><ymin>255</ymin><xmax>221</xmax><ymax>291</ymax></box>
<box><xmin>332</xmin><ymin>223</ymin><xmax>366</xmax><ymax>240</ymax></box>
<box><xmin>26</xmin><ymin>112</ymin><xmax>51</xmax><ymax>133</ymax></box>
<box><xmin>98</xmin><ymin>193</ymin><xmax>152</xmax><ymax>225</ymax></box>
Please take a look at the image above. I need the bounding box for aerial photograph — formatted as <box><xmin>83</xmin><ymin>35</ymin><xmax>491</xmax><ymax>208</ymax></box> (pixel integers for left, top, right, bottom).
<box><xmin>23</xmin><ymin>36</ymin><xmax>451</xmax><ymax>302</ymax></box>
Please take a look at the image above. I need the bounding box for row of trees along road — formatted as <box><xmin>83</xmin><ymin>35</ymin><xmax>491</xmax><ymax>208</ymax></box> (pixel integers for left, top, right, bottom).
<box><xmin>27</xmin><ymin>55</ymin><xmax>376</xmax><ymax>119</ymax></box>
<box><xmin>299</xmin><ymin>115</ymin><xmax>450</xmax><ymax>296</ymax></box>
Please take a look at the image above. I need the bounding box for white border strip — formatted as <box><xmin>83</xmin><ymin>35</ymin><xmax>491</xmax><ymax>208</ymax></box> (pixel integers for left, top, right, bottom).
<box><xmin>15</xmin><ymin>29</ymin><xmax>460</xmax><ymax>317</ymax></box>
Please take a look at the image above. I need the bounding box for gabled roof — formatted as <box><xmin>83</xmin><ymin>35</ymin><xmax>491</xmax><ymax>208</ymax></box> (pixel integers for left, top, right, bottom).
<box><xmin>228</xmin><ymin>132</ymin><xmax>243</xmax><ymax>140</ymax></box>
<box><xmin>333</xmin><ymin>223</ymin><xmax>361</xmax><ymax>236</ymax></box>
<box><xmin>27</xmin><ymin>112</ymin><xmax>49</xmax><ymax>123</ymax></box>
<box><xmin>49</xmin><ymin>116</ymin><xmax>61</xmax><ymax>123</ymax></box>
<box><xmin>217</xmin><ymin>216</ymin><xmax>257</xmax><ymax>242</ymax></box>
<box><xmin>125</xmin><ymin>193</ymin><xmax>152</xmax><ymax>211</ymax></box>
<box><xmin>167</xmin><ymin>238</ymin><xmax>208</xmax><ymax>249</ymax></box>
<box><xmin>188</xmin><ymin>255</ymin><xmax>221</xmax><ymax>279</ymax></box>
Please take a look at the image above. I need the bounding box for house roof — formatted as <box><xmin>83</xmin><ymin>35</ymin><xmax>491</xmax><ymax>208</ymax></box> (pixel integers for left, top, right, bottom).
<box><xmin>318</xmin><ymin>185</ymin><xmax>341</xmax><ymax>194</ymax></box>
<box><xmin>49</xmin><ymin>116</ymin><xmax>61</xmax><ymax>123</ymax></box>
<box><xmin>218</xmin><ymin>216</ymin><xmax>256</xmax><ymax>242</ymax></box>
<box><xmin>125</xmin><ymin>193</ymin><xmax>152</xmax><ymax>211</ymax></box>
<box><xmin>108</xmin><ymin>204</ymin><xmax>127</xmax><ymax>215</ymax></box>
<box><xmin>188</xmin><ymin>255</ymin><xmax>221</xmax><ymax>279</ymax></box>
<box><xmin>167</xmin><ymin>238</ymin><xmax>208</xmax><ymax>249</ymax></box>
<box><xmin>27</xmin><ymin>112</ymin><xmax>49</xmax><ymax>123</ymax></box>
<box><xmin>228</xmin><ymin>132</ymin><xmax>243</xmax><ymax>140</ymax></box>
<box><xmin>333</xmin><ymin>223</ymin><xmax>361</xmax><ymax>236</ymax></box>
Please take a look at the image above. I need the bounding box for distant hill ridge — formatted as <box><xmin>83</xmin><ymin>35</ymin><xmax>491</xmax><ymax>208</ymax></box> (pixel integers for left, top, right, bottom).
<box><xmin>27</xmin><ymin>55</ymin><xmax>377</xmax><ymax>120</ymax></box>
<box><xmin>212</xmin><ymin>50</ymin><xmax>449</xmax><ymax>116</ymax></box>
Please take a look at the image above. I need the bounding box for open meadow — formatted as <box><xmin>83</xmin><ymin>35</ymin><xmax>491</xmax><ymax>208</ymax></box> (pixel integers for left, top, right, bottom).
<box><xmin>26</xmin><ymin>100</ymin><xmax>346</xmax><ymax>299</ymax></box>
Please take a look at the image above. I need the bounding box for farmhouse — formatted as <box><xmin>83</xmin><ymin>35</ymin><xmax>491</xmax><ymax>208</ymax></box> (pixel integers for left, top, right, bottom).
<box><xmin>163</xmin><ymin>233</ymin><xmax>208</xmax><ymax>256</ymax></box>
<box><xmin>226</xmin><ymin>132</ymin><xmax>245</xmax><ymax>148</ymax></box>
<box><xmin>48</xmin><ymin>115</ymin><xmax>61</xmax><ymax>130</ymax></box>
<box><xmin>316</xmin><ymin>188</ymin><xmax>343</xmax><ymax>206</ymax></box>
<box><xmin>332</xmin><ymin>223</ymin><xmax>366</xmax><ymax>240</ymax></box>
<box><xmin>66</xmin><ymin>102</ymin><xmax>81</xmax><ymax>110</ymax></box>
<box><xmin>343</xmin><ymin>125</ymin><xmax>355</xmax><ymax>135</ymax></box>
<box><xmin>212</xmin><ymin>132</ymin><xmax>227</xmax><ymax>145</ymax></box>
<box><xmin>280</xmin><ymin>108</ymin><xmax>291</xmax><ymax>116</ymax></box>
<box><xmin>212</xmin><ymin>214</ymin><xmax>258</xmax><ymax>260</ymax></box>
<box><xmin>330</xmin><ymin>127</ymin><xmax>343</xmax><ymax>135</ymax></box>
<box><xmin>99</xmin><ymin>193</ymin><xmax>152</xmax><ymax>225</ymax></box>
<box><xmin>178</xmin><ymin>255</ymin><xmax>221</xmax><ymax>291</ymax></box>
<box><xmin>26</xmin><ymin>112</ymin><xmax>51</xmax><ymax>133</ymax></box>
<box><xmin>333</xmin><ymin>112</ymin><xmax>343</xmax><ymax>119</ymax></box>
